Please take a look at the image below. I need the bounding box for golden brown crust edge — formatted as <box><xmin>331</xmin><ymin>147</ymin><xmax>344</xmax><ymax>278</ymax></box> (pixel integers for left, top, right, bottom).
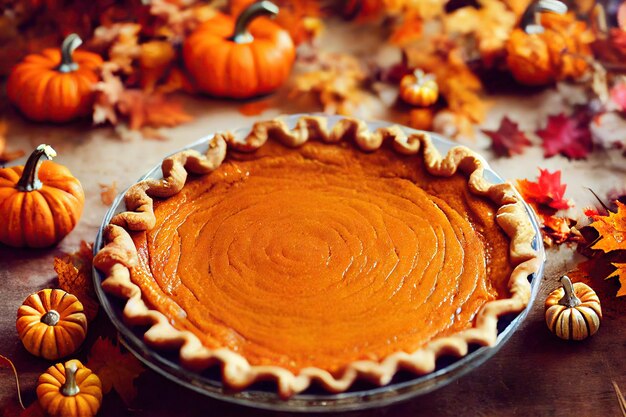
<box><xmin>93</xmin><ymin>116</ymin><xmax>539</xmax><ymax>398</ymax></box>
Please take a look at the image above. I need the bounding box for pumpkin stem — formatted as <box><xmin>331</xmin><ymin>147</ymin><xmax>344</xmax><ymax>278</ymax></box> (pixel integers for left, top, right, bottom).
<box><xmin>16</xmin><ymin>145</ymin><xmax>57</xmax><ymax>192</ymax></box>
<box><xmin>522</xmin><ymin>0</ymin><xmax>567</xmax><ymax>34</ymax></box>
<box><xmin>40</xmin><ymin>310</ymin><xmax>60</xmax><ymax>326</ymax></box>
<box><xmin>558</xmin><ymin>275</ymin><xmax>582</xmax><ymax>308</ymax></box>
<box><xmin>61</xmin><ymin>362</ymin><xmax>80</xmax><ymax>397</ymax></box>
<box><xmin>230</xmin><ymin>1</ymin><xmax>279</xmax><ymax>44</ymax></box>
<box><xmin>58</xmin><ymin>33</ymin><xmax>82</xmax><ymax>73</ymax></box>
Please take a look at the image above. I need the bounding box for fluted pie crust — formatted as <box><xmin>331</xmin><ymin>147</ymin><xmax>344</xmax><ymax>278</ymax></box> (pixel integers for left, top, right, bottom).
<box><xmin>94</xmin><ymin>116</ymin><xmax>539</xmax><ymax>398</ymax></box>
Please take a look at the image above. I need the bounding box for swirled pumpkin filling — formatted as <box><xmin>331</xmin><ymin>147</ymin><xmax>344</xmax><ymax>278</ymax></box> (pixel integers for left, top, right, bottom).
<box><xmin>129</xmin><ymin>139</ymin><xmax>512</xmax><ymax>374</ymax></box>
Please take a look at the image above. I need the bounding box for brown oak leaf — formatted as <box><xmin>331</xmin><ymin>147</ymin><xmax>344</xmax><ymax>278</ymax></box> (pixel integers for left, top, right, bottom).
<box><xmin>86</xmin><ymin>337</ymin><xmax>145</xmax><ymax>406</ymax></box>
<box><xmin>481</xmin><ymin>116</ymin><xmax>532</xmax><ymax>157</ymax></box>
<box><xmin>54</xmin><ymin>241</ymin><xmax>99</xmax><ymax>321</ymax></box>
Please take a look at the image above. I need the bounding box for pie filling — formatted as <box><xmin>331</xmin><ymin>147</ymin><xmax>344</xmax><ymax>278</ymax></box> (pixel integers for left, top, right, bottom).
<box><xmin>129</xmin><ymin>140</ymin><xmax>512</xmax><ymax>374</ymax></box>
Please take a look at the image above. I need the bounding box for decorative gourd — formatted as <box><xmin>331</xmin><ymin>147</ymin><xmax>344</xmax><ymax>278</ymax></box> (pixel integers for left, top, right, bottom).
<box><xmin>545</xmin><ymin>275</ymin><xmax>602</xmax><ymax>341</ymax></box>
<box><xmin>0</xmin><ymin>144</ymin><xmax>85</xmax><ymax>248</ymax></box>
<box><xmin>16</xmin><ymin>289</ymin><xmax>87</xmax><ymax>360</ymax></box>
<box><xmin>37</xmin><ymin>360</ymin><xmax>102</xmax><ymax>417</ymax></box>
<box><xmin>183</xmin><ymin>1</ymin><xmax>295</xmax><ymax>99</ymax></box>
<box><xmin>7</xmin><ymin>33</ymin><xmax>103</xmax><ymax>122</ymax></box>
<box><xmin>399</xmin><ymin>69</ymin><xmax>439</xmax><ymax>107</ymax></box>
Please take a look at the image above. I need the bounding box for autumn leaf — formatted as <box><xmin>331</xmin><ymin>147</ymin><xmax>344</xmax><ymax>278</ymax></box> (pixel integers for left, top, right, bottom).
<box><xmin>540</xmin><ymin>214</ymin><xmax>582</xmax><ymax>247</ymax></box>
<box><xmin>54</xmin><ymin>241</ymin><xmax>99</xmax><ymax>321</ymax></box>
<box><xmin>86</xmin><ymin>337</ymin><xmax>145</xmax><ymax>406</ymax></box>
<box><xmin>517</xmin><ymin>168</ymin><xmax>572</xmax><ymax>213</ymax></box>
<box><xmin>589</xmin><ymin>201</ymin><xmax>626</xmax><ymax>253</ymax></box>
<box><xmin>481</xmin><ymin>116</ymin><xmax>532</xmax><ymax>157</ymax></box>
<box><xmin>537</xmin><ymin>113</ymin><xmax>593</xmax><ymax>159</ymax></box>
<box><xmin>99</xmin><ymin>181</ymin><xmax>118</xmax><ymax>206</ymax></box>
<box><xmin>119</xmin><ymin>90</ymin><xmax>192</xmax><ymax>130</ymax></box>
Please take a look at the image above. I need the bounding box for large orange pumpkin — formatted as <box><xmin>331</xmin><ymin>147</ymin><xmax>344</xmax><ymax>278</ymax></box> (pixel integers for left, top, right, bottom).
<box><xmin>0</xmin><ymin>144</ymin><xmax>84</xmax><ymax>248</ymax></box>
<box><xmin>183</xmin><ymin>1</ymin><xmax>295</xmax><ymax>99</ymax></box>
<box><xmin>7</xmin><ymin>33</ymin><xmax>103</xmax><ymax>122</ymax></box>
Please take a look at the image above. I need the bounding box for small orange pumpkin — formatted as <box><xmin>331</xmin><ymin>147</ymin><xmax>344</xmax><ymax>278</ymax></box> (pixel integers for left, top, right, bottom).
<box><xmin>37</xmin><ymin>360</ymin><xmax>102</xmax><ymax>417</ymax></box>
<box><xmin>399</xmin><ymin>69</ymin><xmax>439</xmax><ymax>107</ymax></box>
<box><xmin>17</xmin><ymin>289</ymin><xmax>88</xmax><ymax>360</ymax></box>
<box><xmin>0</xmin><ymin>144</ymin><xmax>84</xmax><ymax>248</ymax></box>
<box><xmin>183</xmin><ymin>1</ymin><xmax>295</xmax><ymax>99</ymax></box>
<box><xmin>7</xmin><ymin>33</ymin><xmax>103</xmax><ymax>122</ymax></box>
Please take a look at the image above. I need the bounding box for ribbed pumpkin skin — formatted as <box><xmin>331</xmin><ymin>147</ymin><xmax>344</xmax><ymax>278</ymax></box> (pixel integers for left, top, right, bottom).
<box><xmin>37</xmin><ymin>360</ymin><xmax>102</xmax><ymax>417</ymax></box>
<box><xmin>0</xmin><ymin>161</ymin><xmax>84</xmax><ymax>248</ymax></box>
<box><xmin>183</xmin><ymin>13</ymin><xmax>295</xmax><ymax>99</ymax></box>
<box><xmin>16</xmin><ymin>289</ymin><xmax>88</xmax><ymax>360</ymax></box>
<box><xmin>7</xmin><ymin>49</ymin><xmax>102</xmax><ymax>122</ymax></box>
<box><xmin>545</xmin><ymin>282</ymin><xmax>602</xmax><ymax>341</ymax></box>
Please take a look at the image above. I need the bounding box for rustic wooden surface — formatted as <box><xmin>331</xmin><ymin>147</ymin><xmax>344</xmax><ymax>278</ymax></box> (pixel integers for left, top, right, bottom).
<box><xmin>1</xmin><ymin>21</ymin><xmax>626</xmax><ymax>414</ymax></box>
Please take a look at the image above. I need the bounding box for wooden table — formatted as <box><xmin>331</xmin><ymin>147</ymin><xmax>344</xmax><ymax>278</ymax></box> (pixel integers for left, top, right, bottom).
<box><xmin>1</xmin><ymin>87</ymin><xmax>625</xmax><ymax>416</ymax></box>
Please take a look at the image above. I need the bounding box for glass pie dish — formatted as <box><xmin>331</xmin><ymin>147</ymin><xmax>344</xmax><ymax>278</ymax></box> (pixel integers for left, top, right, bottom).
<box><xmin>92</xmin><ymin>114</ymin><xmax>545</xmax><ymax>412</ymax></box>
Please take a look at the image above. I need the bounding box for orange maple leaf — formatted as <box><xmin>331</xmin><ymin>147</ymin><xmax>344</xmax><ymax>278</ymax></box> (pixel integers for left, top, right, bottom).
<box><xmin>86</xmin><ymin>337</ymin><xmax>145</xmax><ymax>406</ymax></box>
<box><xmin>588</xmin><ymin>201</ymin><xmax>626</xmax><ymax>296</ymax></box>
<box><xmin>54</xmin><ymin>241</ymin><xmax>99</xmax><ymax>321</ymax></box>
<box><xmin>590</xmin><ymin>201</ymin><xmax>626</xmax><ymax>253</ymax></box>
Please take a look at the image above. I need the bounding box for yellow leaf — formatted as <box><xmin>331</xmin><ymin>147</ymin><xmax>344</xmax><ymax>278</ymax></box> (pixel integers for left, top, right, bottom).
<box><xmin>54</xmin><ymin>241</ymin><xmax>99</xmax><ymax>321</ymax></box>
<box><xmin>86</xmin><ymin>337</ymin><xmax>145</xmax><ymax>406</ymax></box>
<box><xmin>590</xmin><ymin>201</ymin><xmax>626</xmax><ymax>253</ymax></box>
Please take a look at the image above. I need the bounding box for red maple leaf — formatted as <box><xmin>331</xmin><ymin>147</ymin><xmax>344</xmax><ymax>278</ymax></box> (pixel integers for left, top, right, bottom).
<box><xmin>517</xmin><ymin>168</ymin><xmax>572</xmax><ymax>213</ymax></box>
<box><xmin>537</xmin><ymin>113</ymin><xmax>593</xmax><ymax>159</ymax></box>
<box><xmin>481</xmin><ymin>116</ymin><xmax>532</xmax><ymax>157</ymax></box>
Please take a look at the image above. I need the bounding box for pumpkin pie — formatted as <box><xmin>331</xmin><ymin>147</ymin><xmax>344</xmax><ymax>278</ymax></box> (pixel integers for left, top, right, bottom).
<box><xmin>94</xmin><ymin>116</ymin><xmax>539</xmax><ymax>398</ymax></box>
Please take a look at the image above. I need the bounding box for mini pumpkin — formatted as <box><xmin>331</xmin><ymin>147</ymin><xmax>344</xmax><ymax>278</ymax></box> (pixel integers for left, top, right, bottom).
<box><xmin>545</xmin><ymin>275</ymin><xmax>602</xmax><ymax>341</ymax></box>
<box><xmin>399</xmin><ymin>69</ymin><xmax>439</xmax><ymax>107</ymax></box>
<box><xmin>183</xmin><ymin>1</ymin><xmax>295</xmax><ymax>99</ymax></box>
<box><xmin>7</xmin><ymin>33</ymin><xmax>103</xmax><ymax>122</ymax></box>
<box><xmin>37</xmin><ymin>360</ymin><xmax>102</xmax><ymax>417</ymax></box>
<box><xmin>17</xmin><ymin>289</ymin><xmax>88</xmax><ymax>360</ymax></box>
<box><xmin>0</xmin><ymin>144</ymin><xmax>84</xmax><ymax>248</ymax></box>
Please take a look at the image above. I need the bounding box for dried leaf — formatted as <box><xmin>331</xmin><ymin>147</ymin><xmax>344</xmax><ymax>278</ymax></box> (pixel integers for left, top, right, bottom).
<box><xmin>93</xmin><ymin>62</ymin><xmax>125</xmax><ymax>126</ymax></box>
<box><xmin>517</xmin><ymin>168</ymin><xmax>572</xmax><ymax>213</ymax></box>
<box><xmin>590</xmin><ymin>201</ymin><xmax>626</xmax><ymax>253</ymax></box>
<box><xmin>99</xmin><ymin>182</ymin><xmax>118</xmax><ymax>206</ymax></box>
<box><xmin>537</xmin><ymin>113</ymin><xmax>593</xmax><ymax>159</ymax></box>
<box><xmin>118</xmin><ymin>90</ymin><xmax>193</xmax><ymax>130</ymax></box>
<box><xmin>54</xmin><ymin>241</ymin><xmax>99</xmax><ymax>321</ymax></box>
<box><xmin>481</xmin><ymin>116</ymin><xmax>532</xmax><ymax>157</ymax></box>
<box><xmin>86</xmin><ymin>337</ymin><xmax>145</xmax><ymax>406</ymax></box>
<box><xmin>540</xmin><ymin>214</ymin><xmax>583</xmax><ymax>247</ymax></box>
<box><xmin>587</xmin><ymin>201</ymin><xmax>626</xmax><ymax>296</ymax></box>
<box><xmin>291</xmin><ymin>52</ymin><xmax>369</xmax><ymax>115</ymax></box>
